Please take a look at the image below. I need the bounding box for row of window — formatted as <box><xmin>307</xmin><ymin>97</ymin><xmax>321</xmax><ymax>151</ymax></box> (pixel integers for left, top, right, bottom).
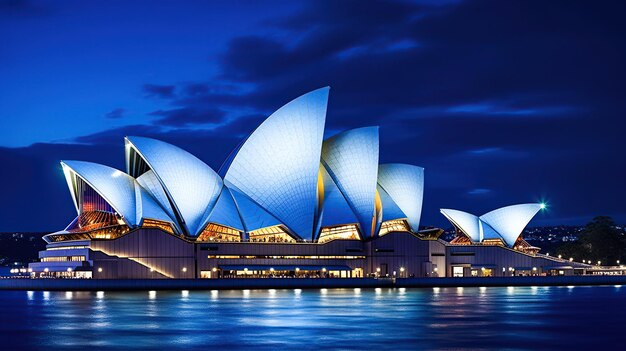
<box><xmin>41</xmin><ymin>256</ymin><xmax>86</xmax><ymax>262</ymax></box>
<box><xmin>46</xmin><ymin>246</ymin><xmax>88</xmax><ymax>251</ymax></box>
<box><xmin>207</xmin><ymin>255</ymin><xmax>365</xmax><ymax>259</ymax></box>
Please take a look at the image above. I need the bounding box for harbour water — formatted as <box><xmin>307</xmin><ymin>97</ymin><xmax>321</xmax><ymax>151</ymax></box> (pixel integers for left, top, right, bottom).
<box><xmin>1</xmin><ymin>286</ymin><xmax>625</xmax><ymax>350</ymax></box>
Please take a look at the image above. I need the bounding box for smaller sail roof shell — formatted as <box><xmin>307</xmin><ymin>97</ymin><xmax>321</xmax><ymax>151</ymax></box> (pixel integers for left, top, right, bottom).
<box><xmin>226</xmin><ymin>184</ymin><xmax>282</xmax><ymax>232</ymax></box>
<box><xmin>479</xmin><ymin>203</ymin><xmax>543</xmax><ymax>247</ymax></box>
<box><xmin>61</xmin><ymin>161</ymin><xmax>139</xmax><ymax>226</ymax></box>
<box><xmin>134</xmin><ymin>183</ymin><xmax>178</xmax><ymax>229</ymax></box>
<box><xmin>136</xmin><ymin>170</ymin><xmax>178</xmax><ymax>225</ymax></box>
<box><xmin>377</xmin><ymin>185</ymin><xmax>407</xmax><ymax>222</ymax></box>
<box><xmin>441</xmin><ymin>203</ymin><xmax>544</xmax><ymax>247</ymax></box>
<box><xmin>206</xmin><ymin>187</ymin><xmax>245</xmax><ymax>231</ymax></box>
<box><xmin>440</xmin><ymin>208</ymin><xmax>481</xmax><ymax>242</ymax></box>
<box><xmin>377</xmin><ymin>164</ymin><xmax>424</xmax><ymax>231</ymax></box>
<box><xmin>322</xmin><ymin>127</ymin><xmax>380</xmax><ymax>238</ymax></box>
<box><xmin>319</xmin><ymin>166</ymin><xmax>359</xmax><ymax>228</ymax></box>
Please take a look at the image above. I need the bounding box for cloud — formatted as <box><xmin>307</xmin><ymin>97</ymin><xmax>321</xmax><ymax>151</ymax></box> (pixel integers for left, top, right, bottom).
<box><xmin>104</xmin><ymin>108</ymin><xmax>125</xmax><ymax>119</ymax></box>
<box><xmin>467</xmin><ymin>147</ymin><xmax>502</xmax><ymax>155</ymax></box>
<box><xmin>467</xmin><ymin>188</ymin><xmax>493</xmax><ymax>196</ymax></box>
<box><xmin>72</xmin><ymin>124</ymin><xmax>162</xmax><ymax>145</ymax></box>
<box><xmin>446</xmin><ymin>102</ymin><xmax>575</xmax><ymax>117</ymax></box>
<box><xmin>143</xmin><ymin>84</ymin><xmax>176</xmax><ymax>99</ymax></box>
<box><xmin>149</xmin><ymin>108</ymin><xmax>227</xmax><ymax>127</ymax></box>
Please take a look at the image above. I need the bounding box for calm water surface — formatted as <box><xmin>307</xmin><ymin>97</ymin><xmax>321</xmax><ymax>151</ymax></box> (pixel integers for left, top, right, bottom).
<box><xmin>1</xmin><ymin>286</ymin><xmax>625</xmax><ymax>350</ymax></box>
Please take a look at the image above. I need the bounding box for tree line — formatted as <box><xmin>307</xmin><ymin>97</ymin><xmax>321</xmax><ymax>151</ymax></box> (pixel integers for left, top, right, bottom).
<box><xmin>556</xmin><ymin>216</ymin><xmax>626</xmax><ymax>266</ymax></box>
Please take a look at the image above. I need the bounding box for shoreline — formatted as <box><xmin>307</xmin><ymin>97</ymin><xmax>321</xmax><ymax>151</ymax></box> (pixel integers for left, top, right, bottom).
<box><xmin>1</xmin><ymin>276</ymin><xmax>625</xmax><ymax>291</ymax></box>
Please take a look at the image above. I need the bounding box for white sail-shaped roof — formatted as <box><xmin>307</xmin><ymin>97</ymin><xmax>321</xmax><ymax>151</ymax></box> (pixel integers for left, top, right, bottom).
<box><xmin>125</xmin><ymin>136</ymin><xmax>223</xmax><ymax>236</ymax></box>
<box><xmin>377</xmin><ymin>164</ymin><xmax>424</xmax><ymax>232</ymax></box>
<box><xmin>227</xmin><ymin>185</ymin><xmax>282</xmax><ymax>232</ymax></box>
<box><xmin>223</xmin><ymin>87</ymin><xmax>329</xmax><ymax>240</ymax></box>
<box><xmin>322</xmin><ymin>127</ymin><xmax>380</xmax><ymax>238</ymax></box>
<box><xmin>319</xmin><ymin>166</ymin><xmax>359</xmax><ymax>228</ymax></box>
<box><xmin>62</xmin><ymin>160</ymin><xmax>177</xmax><ymax>230</ymax></box>
<box><xmin>480</xmin><ymin>220</ymin><xmax>501</xmax><ymax>241</ymax></box>
<box><xmin>441</xmin><ymin>203</ymin><xmax>544</xmax><ymax>247</ymax></box>
<box><xmin>440</xmin><ymin>208</ymin><xmax>481</xmax><ymax>242</ymax></box>
<box><xmin>134</xmin><ymin>183</ymin><xmax>178</xmax><ymax>229</ymax></box>
<box><xmin>136</xmin><ymin>170</ymin><xmax>178</xmax><ymax>225</ymax></box>
<box><xmin>479</xmin><ymin>203</ymin><xmax>543</xmax><ymax>247</ymax></box>
<box><xmin>61</xmin><ymin>161</ymin><xmax>138</xmax><ymax>226</ymax></box>
<box><xmin>377</xmin><ymin>185</ymin><xmax>406</xmax><ymax>221</ymax></box>
<box><xmin>206</xmin><ymin>187</ymin><xmax>245</xmax><ymax>231</ymax></box>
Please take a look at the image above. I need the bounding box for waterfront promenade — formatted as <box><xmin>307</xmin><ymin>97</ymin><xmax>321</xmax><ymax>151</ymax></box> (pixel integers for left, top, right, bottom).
<box><xmin>1</xmin><ymin>275</ymin><xmax>626</xmax><ymax>291</ymax></box>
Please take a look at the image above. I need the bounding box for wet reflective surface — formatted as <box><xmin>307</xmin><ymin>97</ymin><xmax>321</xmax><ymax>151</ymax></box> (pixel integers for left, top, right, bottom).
<box><xmin>1</xmin><ymin>286</ymin><xmax>625</xmax><ymax>350</ymax></box>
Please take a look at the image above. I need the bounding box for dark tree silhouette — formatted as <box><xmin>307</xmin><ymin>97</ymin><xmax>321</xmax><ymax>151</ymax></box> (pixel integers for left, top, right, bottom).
<box><xmin>557</xmin><ymin>216</ymin><xmax>625</xmax><ymax>265</ymax></box>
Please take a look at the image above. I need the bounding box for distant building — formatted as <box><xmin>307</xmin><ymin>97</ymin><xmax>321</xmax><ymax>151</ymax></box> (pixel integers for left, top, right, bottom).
<box><xmin>441</xmin><ymin>204</ymin><xmax>544</xmax><ymax>254</ymax></box>
<box><xmin>28</xmin><ymin>88</ymin><xmax>588</xmax><ymax>279</ymax></box>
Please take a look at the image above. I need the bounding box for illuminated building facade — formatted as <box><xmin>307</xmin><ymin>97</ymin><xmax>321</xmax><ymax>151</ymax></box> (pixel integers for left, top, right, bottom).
<box><xmin>28</xmin><ymin>88</ymin><xmax>588</xmax><ymax>279</ymax></box>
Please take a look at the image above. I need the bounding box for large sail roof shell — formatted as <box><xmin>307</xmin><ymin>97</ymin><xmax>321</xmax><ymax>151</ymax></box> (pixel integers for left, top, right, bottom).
<box><xmin>223</xmin><ymin>87</ymin><xmax>329</xmax><ymax>240</ymax></box>
<box><xmin>125</xmin><ymin>136</ymin><xmax>223</xmax><ymax>236</ymax></box>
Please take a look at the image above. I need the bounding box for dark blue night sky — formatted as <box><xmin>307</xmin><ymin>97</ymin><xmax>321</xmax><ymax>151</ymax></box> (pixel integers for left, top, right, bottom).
<box><xmin>1</xmin><ymin>0</ymin><xmax>625</xmax><ymax>231</ymax></box>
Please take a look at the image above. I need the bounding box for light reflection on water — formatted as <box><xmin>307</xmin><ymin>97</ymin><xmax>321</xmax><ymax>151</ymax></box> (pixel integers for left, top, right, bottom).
<box><xmin>1</xmin><ymin>286</ymin><xmax>626</xmax><ymax>350</ymax></box>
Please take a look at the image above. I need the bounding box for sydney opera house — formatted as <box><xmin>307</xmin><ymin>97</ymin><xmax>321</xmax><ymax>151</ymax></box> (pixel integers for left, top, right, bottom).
<box><xmin>28</xmin><ymin>88</ymin><xmax>587</xmax><ymax>279</ymax></box>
